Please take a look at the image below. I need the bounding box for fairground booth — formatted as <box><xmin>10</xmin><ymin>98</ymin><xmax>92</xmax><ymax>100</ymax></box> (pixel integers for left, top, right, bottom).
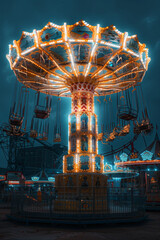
<box><xmin>115</xmin><ymin>132</ymin><xmax>160</xmax><ymax>210</ymax></box>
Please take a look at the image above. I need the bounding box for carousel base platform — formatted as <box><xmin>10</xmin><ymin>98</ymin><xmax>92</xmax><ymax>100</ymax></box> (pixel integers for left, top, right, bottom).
<box><xmin>54</xmin><ymin>172</ymin><xmax>108</xmax><ymax>213</ymax></box>
<box><xmin>8</xmin><ymin>172</ymin><xmax>146</xmax><ymax>225</ymax></box>
<box><xmin>7</xmin><ymin>213</ymin><xmax>147</xmax><ymax>225</ymax></box>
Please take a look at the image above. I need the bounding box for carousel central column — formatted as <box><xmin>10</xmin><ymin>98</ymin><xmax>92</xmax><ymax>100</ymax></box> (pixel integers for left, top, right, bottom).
<box><xmin>63</xmin><ymin>83</ymin><xmax>104</xmax><ymax>173</ymax></box>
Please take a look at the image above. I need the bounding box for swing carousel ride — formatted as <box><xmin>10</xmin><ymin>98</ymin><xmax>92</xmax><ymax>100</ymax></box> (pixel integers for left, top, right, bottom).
<box><xmin>7</xmin><ymin>20</ymin><xmax>150</xmax><ymax>211</ymax></box>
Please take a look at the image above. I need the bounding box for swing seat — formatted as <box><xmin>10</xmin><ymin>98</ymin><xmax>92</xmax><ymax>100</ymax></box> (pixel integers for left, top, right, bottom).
<box><xmin>140</xmin><ymin>123</ymin><xmax>152</xmax><ymax>134</ymax></box>
<box><xmin>134</xmin><ymin>120</ymin><xmax>152</xmax><ymax>134</ymax></box>
<box><xmin>98</xmin><ymin>133</ymin><xmax>103</xmax><ymax>141</ymax></box>
<box><xmin>144</xmin><ymin>123</ymin><xmax>153</xmax><ymax>134</ymax></box>
<box><xmin>113</xmin><ymin>127</ymin><xmax>119</xmax><ymax>136</ymax></box>
<box><xmin>118</xmin><ymin>105</ymin><xmax>138</xmax><ymax>121</ymax></box>
<box><xmin>35</xmin><ymin>109</ymin><xmax>50</xmax><ymax>119</ymax></box>
<box><xmin>133</xmin><ymin>126</ymin><xmax>141</xmax><ymax>134</ymax></box>
<box><xmin>118</xmin><ymin>124</ymin><xmax>130</xmax><ymax>136</ymax></box>
<box><xmin>54</xmin><ymin>133</ymin><xmax>61</xmax><ymax>142</ymax></box>
<box><xmin>9</xmin><ymin>116</ymin><xmax>23</xmax><ymax>127</ymax></box>
<box><xmin>11</xmin><ymin>128</ymin><xmax>25</xmax><ymax>137</ymax></box>
<box><xmin>39</xmin><ymin>136</ymin><xmax>48</xmax><ymax>141</ymax></box>
<box><xmin>119</xmin><ymin>131</ymin><xmax>128</xmax><ymax>136</ymax></box>
<box><xmin>107</xmin><ymin>137</ymin><xmax>115</xmax><ymax>142</ymax></box>
<box><xmin>42</xmin><ymin>136</ymin><xmax>48</xmax><ymax>141</ymax></box>
<box><xmin>54</xmin><ymin>137</ymin><xmax>61</xmax><ymax>142</ymax></box>
<box><xmin>39</xmin><ymin>131</ymin><xmax>48</xmax><ymax>141</ymax></box>
<box><xmin>30</xmin><ymin>130</ymin><xmax>38</xmax><ymax>138</ymax></box>
<box><xmin>106</xmin><ymin>132</ymin><xmax>116</xmax><ymax>142</ymax></box>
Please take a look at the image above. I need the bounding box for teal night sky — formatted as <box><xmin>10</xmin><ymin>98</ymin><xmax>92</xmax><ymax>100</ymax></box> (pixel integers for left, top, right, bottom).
<box><xmin>0</xmin><ymin>0</ymin><xmax>160</xmax><ymax>167</ymax></box>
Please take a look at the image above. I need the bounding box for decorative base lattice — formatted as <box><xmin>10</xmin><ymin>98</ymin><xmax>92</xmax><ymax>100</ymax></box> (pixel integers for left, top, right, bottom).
<box><xmin>54</xmin><ymin>172</ymin><xmax>108</xmax><ymax>212</ymax></box>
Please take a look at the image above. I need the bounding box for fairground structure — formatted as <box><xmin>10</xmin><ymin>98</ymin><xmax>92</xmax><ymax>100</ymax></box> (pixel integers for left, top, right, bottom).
<box><xmin>5</xmin><ymin>20</ymin><xmax>150</xmax><ymax>223</ymax></box>
<box><xmin>115</xmin><ymin>131</ymin><xmax>160</xmax><ymax>210</ymax></box>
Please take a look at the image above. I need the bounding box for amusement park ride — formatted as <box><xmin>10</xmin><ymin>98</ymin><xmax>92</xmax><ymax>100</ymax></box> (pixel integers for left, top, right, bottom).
<box><xmin>30</xmin><ymin>92</ymin><xmax>51</xmax><ymax>140</ymax></box>
<box><xmin>5</xmin><ymin>20</ymin><xmax>151</xmax><ymax>211</ymax></box>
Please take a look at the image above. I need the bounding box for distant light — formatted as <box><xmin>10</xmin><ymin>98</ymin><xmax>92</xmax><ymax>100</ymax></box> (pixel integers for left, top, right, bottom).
<box><xmin>141</xmin><ymin>150</ymin><xmax>153</xmax><ymax>161</ymax></box>
<box><xmin>104</xmin><ymin>163</ymin><xmax>112</xmax><ymax>171</ymax></box>
<box><xmin>120</xmin><ymin>153</ymin><xmax>128</xmax><ymax>162</ymax></box>
<box><xmin>113</xmin><ymin>177</ymin><xmax>121</xmax><ymax>181</ymax></box>
<box><xmin>48</xmin><ymin>177</ymin><xmax>55</xmax><ymax>182</ymax></box>
<box><xmin>0</xmin><ymin>175</ymin><xmax>6</xmax><ymax>181</ymax></box>
<box><xmin>31</xmin><ymin>176</ymin><xmax>39</xmax><ymax>181</ymax></box>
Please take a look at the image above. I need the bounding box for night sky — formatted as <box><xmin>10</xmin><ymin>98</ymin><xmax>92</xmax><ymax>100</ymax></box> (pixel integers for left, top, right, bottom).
<box><xmin>0</xmin><ymin>0</ymin><xmax>160</xmax><ymax>167</ymax></box>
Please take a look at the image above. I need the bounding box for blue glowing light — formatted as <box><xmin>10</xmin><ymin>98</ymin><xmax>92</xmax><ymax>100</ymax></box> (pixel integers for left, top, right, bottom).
<box><xmin>112</xmin><ymin>177</ymin><xmax>121</xmax><ymax>181</ymax></box>
<box><xmin>0</xmin><ymin>175</ymin><xmax>5</xmax><ymax>181</ymax></box>
<box><xmin>104</xmin><ymin>163</ymin><xmax>112</xmax><ymax>171</ymax></box>
<box><xmin>31</xmin><ymin>176</ymin><xmax>39</xmax><ymax>181</ymax></box>
<box><xmin>120</xmin><ymin>152</ymin><xmax>128</xmax><ymax>162</ymax></box>
<box><xmin>48</xmin><ymin>177</ymin><xmax>55</xmax><ymax>182</ymax></box>
<box><xmin>140</xmin><ymin>150</ymin><xmax>153</xmax><ymax>161</ymax></box>
<box><xmin>108</xmin><ymin>61</ymin><xmax>113</xmax><ymax>67</ymax></box>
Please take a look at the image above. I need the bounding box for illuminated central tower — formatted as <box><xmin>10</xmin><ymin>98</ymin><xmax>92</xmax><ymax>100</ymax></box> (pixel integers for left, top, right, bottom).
<box><xmin>63</xmin><ymin>81</ymin><xmax>104</xmax><ymax>173</ymax></box>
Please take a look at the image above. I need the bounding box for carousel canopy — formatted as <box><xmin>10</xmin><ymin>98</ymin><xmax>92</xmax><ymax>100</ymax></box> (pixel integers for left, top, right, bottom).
<box><xmin>7</xmin><ymin>20</ymin><xmax>150</xmax><ymax>97</ymax></box>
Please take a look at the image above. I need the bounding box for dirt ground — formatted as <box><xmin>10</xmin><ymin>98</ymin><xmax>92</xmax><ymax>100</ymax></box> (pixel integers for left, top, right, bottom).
<box><xmin>0</xmin><ymin>209</ymin><xmax>160</xmax><ymax>240</ymax></box>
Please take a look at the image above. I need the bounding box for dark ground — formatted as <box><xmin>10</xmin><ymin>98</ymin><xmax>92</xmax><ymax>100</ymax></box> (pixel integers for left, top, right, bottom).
<box><xmin>0</xmin><ymin>209</ymin><xmax>160</xmax><ymax>240</ymax></box>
